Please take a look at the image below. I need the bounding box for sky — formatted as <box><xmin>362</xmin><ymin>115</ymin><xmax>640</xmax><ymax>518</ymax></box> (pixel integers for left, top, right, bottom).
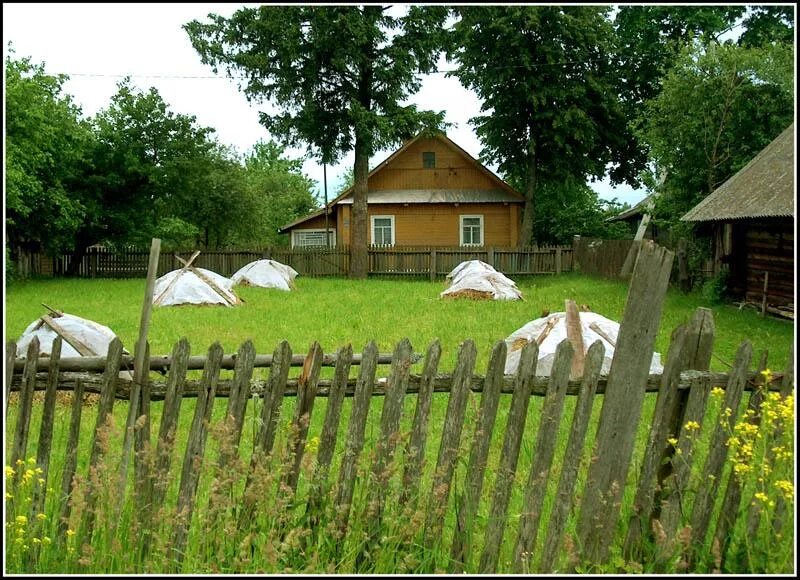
<box><xmin>3</xmin><ymin>2</ymin><xmax>648</xmax><ymax>207</ymax></box>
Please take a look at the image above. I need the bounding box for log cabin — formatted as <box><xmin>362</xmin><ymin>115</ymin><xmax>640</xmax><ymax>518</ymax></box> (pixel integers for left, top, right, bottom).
<box><xmin>279</xmin><ymin>132</ymin><xmax>526</xmax><ymax>248</ymax></box>
<box><xmin>681</xmin><ymin>123</ymin><xmax>794</xmax><ymax>310</ymax></box>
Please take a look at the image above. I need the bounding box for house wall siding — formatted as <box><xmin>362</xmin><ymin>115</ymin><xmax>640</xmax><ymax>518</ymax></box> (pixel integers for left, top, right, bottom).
<box><xmin>369</xmin><ymin>139</ymin><xmax>500</xmax><ymax>191</ymax></box>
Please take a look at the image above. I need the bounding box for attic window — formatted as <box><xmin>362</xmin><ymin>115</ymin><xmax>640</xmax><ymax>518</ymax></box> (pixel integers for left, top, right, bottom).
<box><xmin>423</xmin><ymin>151</ymin><xmax>436</xmax><ymax>168</ymax></box>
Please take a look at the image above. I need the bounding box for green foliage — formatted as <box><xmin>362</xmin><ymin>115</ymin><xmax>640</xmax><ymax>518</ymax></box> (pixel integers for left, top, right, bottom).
<box><xmin>5</xmin><ymin>48</ymin><xmax>94</xmax><ymax>255</ymax></box>
<box><xmin>640</xmin><ymin>41</ymin><xmax>794</xmax><ymax>225</ymax></box>
<box><xmin>448</xmin><ymin>6</ymin><xmax>640</xmax><ymax>245</ymax></box>
<box><xmin>701</xmin><ymin>268</ymin><xmax>730</xmax><ymax>304</ymax></box>
<box><xmin>185</xmin><ymin>5</ymin><xmax>450</xmax><ymax>275</ymax></box>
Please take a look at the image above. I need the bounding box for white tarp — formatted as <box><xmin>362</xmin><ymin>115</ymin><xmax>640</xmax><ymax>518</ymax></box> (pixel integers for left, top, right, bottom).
<box><xmin>153</xmin><ymin>267</ymin><xmax>240</xmax><ymax>306</ymax></box>
<box><xmin>16</xmin><ymin>312</ymin><xmax>133</xmax><ymax>379</ymax></box>
<box><xmin>231</xmin><ymin>259</ymin><xmax>299</xmax><ymax>291</ymax></box>
<box><xmin>504</xmin><ymin>311</ymin><xmax>664</xmax><ymax>376</ymax></box>
<box><xmin>441</xmin><ymin>260</ymin><xmax>523</xmax><ymax>301</ymax></box>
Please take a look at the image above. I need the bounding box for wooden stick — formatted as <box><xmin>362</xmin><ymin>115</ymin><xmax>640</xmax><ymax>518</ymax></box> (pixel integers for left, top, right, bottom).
<box><xmin>153</xmin><ymin>250</ymin><xmax>200</xmax><ymax>306</ymax></box>
<box><xmin>115</xmin><ymin>238</ymin><xmax>160</xmax><ymax>522</ymax></box>
<box><xmin>40</xmin><ymin>315</ymin><xmax>96</xmax><ymax>356</ymax></box>
<box><xmin>40</xmin><ymin>303</ymin><xmax>63</xmax><ymax>317</ymax></box>
<box><xmin>188</xmin><ymin>265</ymin><xmax>239</xmax><ymax>306</ymax></box>
<box><xmin>589</xmin><ymin>322</ymin><xmax>616</xmax><ymax>348</ymax></box>
<box><xmin>565</xmin><ymin>300</ymin><xmax>585</xmax><ymax>379</ymax></box>
<box><xmin>536</xmin><ymin>315</ymin><xmax>562</xmax><ymax>346</ymax></box>
<box><xmin>760</xmin><ymin>271</ymin><xmax>769</xmax><ymax>317</ymax></box>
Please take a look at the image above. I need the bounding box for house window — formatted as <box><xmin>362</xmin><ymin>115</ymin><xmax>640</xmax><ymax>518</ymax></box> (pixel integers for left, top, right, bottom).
<box><xmin>422</xmin><ymin>151</ymin><xmax>436</xmax><ymax>168</ymax></box>
<box><xmin>292</xmin><ymin>229</ymin><xmax>336</xmax><ymax>248</ymax></box>
<box><xmin>460</xmin><ymin>215</ymin><xmax>484</xmax><ymax>246</ymax></box>
<box><xmin>371</xmin><ymin>215</ymin><xmax>395</xmax><ymax>246</ymax></box>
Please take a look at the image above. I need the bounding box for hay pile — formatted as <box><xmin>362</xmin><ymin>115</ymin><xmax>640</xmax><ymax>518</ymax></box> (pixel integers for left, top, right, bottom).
<box><xmin>441</xmin><ymin>260</ymin><xmax>522</xmax><ymax>301</ymax></box>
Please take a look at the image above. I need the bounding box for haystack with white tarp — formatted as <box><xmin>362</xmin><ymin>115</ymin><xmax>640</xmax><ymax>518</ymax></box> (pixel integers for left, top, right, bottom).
<box><xmin>16</xmin><ymin>306</ymin><xmax>133</xmax><ymax>379</ymax></box>
<box><xmin>503</xmin><ymin>300</ymin><xmax>663</xmax><ymax>376</ymax></box>
<box><xmin>441</xmin><ymin>259</ymin><xmax>523</xmax><ymax>301</ymax></box>
<box><xmin>153</xmin><ymin>251</ymin><xmax>241</xmax><ymax>307</ymax></box>
<box><xmin>231</xmin><ymin>259</ymin><xmax>299</xmax><ymax>291</ymax></box>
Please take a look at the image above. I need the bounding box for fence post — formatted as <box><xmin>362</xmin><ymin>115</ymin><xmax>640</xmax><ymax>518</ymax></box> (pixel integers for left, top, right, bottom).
<box><xmin>487</xmin><ymin>246</ymin><xmax>495</xmax><ymax>268</ymax></box>
<box><xmin>572</xmin><ymin>235</ymin><xmax>581</xmax><ymax>272</ymax></box>
<box><xmin>555</xmin><ymin>247</ymin><xmax>562</xmax><ymax>275</ymax></box>
<box><xmin>576</xmin><ymin>240</ymin><xmax>674</xmax><ymax>566</ymax></box>
<box><xmin>430</xmin><ymin>249</ymin><xmax>437</xmax><ymax>282</ymax></box>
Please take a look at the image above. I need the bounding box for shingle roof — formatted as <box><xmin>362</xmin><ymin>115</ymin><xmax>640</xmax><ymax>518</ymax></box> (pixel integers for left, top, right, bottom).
<box><xmin>682</xmin><ymin>123</ymin><xmax>795</xmax><ymax>222</ymax></box>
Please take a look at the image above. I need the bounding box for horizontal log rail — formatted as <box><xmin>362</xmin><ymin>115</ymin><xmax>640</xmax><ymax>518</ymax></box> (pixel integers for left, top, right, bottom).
<box><xmin>12</xmin><ymin>351</ymin><xmax>418</xmax><ymax>373</ymax></box>
<box><xmin>9</xmin><ymin>369</ymin><xmax>784</xmax><ymax>401</ymax></box>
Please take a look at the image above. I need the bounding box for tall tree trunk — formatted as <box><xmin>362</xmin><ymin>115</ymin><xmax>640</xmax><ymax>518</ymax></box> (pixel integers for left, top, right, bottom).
<box><xmin>65</xmin><ymin>231</ymin><xmax>93</xmax><ymax>277</ymax></box>
<box><xmin>350</xmin><ymin>134</ymin><xmax>370</xmax><ymax>279</ymax></box>
<box><xmin>519</xmin><ymin>139</ymin><xmax>537</xmax><ymax>248</ymax></box>
<box><xmin>349</xmin><ymin>10</ymin><xmax>377</xmax><ymax>280</ymax></box>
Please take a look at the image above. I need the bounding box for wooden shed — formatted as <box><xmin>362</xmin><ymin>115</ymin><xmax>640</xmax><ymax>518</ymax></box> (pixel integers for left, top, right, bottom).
<box><xmin>681</xmin><ymin>123</ymin><xmax>794</xmax><ymax>312</ymax></box>
<box><xmin>279</xmin><ymin>132</ymin><xmax>526</xmax><ymax>248</ymax></box>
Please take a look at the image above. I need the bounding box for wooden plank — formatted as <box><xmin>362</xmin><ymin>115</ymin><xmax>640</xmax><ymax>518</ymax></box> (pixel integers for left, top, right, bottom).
<box><xmin>623</xmin><ymin>323</ymin><xmax>689</xmax><ymax>560</ymax></box>
<box><xmin>10</xmin><ymin>338</ymin><xmax>41</xmax><ymax>493</ymax></box>
<box><xmin>538</xmin><ymin>340</ymin><xmax>604</xmax><ymax>573</ymax></box>
<box><xmin>715</xmin><ymin>350</ymin><xmax>768</xmax><ymax>568</ymax></box>
<box><xmin>188</xmin><ymin>265</ymin><xmax>240</xmax><ymax>306</ymax></box>
<box><xmin>229</xmin><ymin>339</ymin><xmax>257</xmax><ymax>452</ymax></box>
<box><xmin>305</xmin><ymin>344</ymin><xmax>353</xmax><ymax>543</ymax></box>
<box><xmin>77</xmin><ymin>337</ymin><xmax>123</xmax><ymax>544</ymax></box>
<box><xmin>283</xmin><ymin>341</ymin><xmax>323</xmax><ymax>496</ymax></box>
<box><xmin>449</xmin><ymin>340</ymin><xmax>507</xmax><ymax>572</ymax></box>
<box><xmin>133</xmin><ymin>341</ymin><xmax>151</xmax><ymax>530</ymax></box>
<box><xmin>576</xmin><ymin>241</ymin><xmax>674</xmax><ymax>564</ymax></box>
<box><xmin>253</xmin><ymin>341</ymin><xmax>293</xmax><ymax>459</ymax></box>
<box><xmin>150</xmin><ymin>338</ymin><xmax>191</xmax><ymax>512</ymax></box>
<box><xmin>423</xmin><ymin>339</ymin><xmax>477</xmax><ymax>545</ymax></box>
<box><xmin>171</xmin><ymin>342</ymin><xmax>223</xmax><ymax>570</ymax></box>
<box><xmin>760</xmin><ymin>271</ymin><xmax>769</xmax><ymax>316</ymax></box>
<box><xmin>687</xmin><ymin>339</ymin><xmax>753</xmax><ymax>568</ymax></box>
<box><xmin>57</xmin><ymin>378</ymin><xmax>85</xmax><ymax>541</ymax></box>
<box><xmin>5</xmin><ymin>340</ymin><xmax>15</xmax><ymax>418</ymax></box>
<box><xmin>31</xmin><ymin>337</ymin><xmax>62</xmax><ymax>523</ymax></box>
<box><xmin>536</xmin><ymin>315</ymin><xmax>561</xmax><ymax>346</ymax></box>
<box><xmin>512</xmin><ymin>339</ymin><xmax>574</xmax><ymax>573</ymax></box>
<box><xmin>565</xmin><ymin>299</ymin><xmax>585</xmax><ymax>379</ymax></box>
<box><xmin>479</xmin><ymin>340</ymin><xmax>539</xmax><ymax>573</ymax></box>
<box><xmin>401</xmin><ymin>339</ymin><xmax>442</xmax><ymax>505</ymax></box>
<box><xmin>40</xmin><ymin>315</ymin><xmax>95</xmax><ymax>356</ymax></box>
<box><xmin>356</xmin><ymin>338</ymin><xmax>414</xmax><ymax>571</ymax></box>
<box><xmin>332</xmin><ymin>341</ymin><xmax>378</xmax><ymax>556</ymax></box>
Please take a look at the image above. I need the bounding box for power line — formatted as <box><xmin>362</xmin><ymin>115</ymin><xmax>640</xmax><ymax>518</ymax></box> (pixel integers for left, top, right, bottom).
<box><xmin>55</xmin><ymin>59</ymin><xmax>608</xmax><ymax>80</ymax></box>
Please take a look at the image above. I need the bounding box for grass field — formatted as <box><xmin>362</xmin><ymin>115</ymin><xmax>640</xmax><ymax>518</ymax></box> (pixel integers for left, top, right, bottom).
<box><xmin>4</xmin><ymin>274</ymin><xmax>795</xmax><ymax>573</ymax></box>
<box><xmin>5</xmin><ymin>273</ymin><xmax>794</xmax><ymax>369</ymax></box>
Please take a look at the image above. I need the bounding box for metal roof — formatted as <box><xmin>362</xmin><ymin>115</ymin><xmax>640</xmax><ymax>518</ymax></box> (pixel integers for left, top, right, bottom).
<box><xmin>336</xmin><ymin>189</ymin><xmax>523</xmax><ymax>204</ymax></box>
<box><xmin>682</xmin><ymin>124</ymin><xmax>795</xmax><ymax>222</ymax></box>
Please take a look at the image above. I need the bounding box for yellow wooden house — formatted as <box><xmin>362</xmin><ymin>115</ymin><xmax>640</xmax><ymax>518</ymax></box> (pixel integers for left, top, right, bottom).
<box><xmin>279</xmin><ymin>132</ymin><xmax>526</xmax><ymax>248</ymax></box>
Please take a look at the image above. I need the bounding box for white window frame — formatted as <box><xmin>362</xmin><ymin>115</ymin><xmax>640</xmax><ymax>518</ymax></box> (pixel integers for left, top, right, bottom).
<box><xmin>460</xmin><ymin>214</ymin><xmax>484</xmax><ymax>246</ymax></box>
<box><xmin>291</xmin><ymin>228</ymin><xmax>336</xmax><ymax>248</ymax></box>
<box><xmin>371</xmin><ymin>215</ymin><xmax>396</xmax><ymax>246</ymax></box>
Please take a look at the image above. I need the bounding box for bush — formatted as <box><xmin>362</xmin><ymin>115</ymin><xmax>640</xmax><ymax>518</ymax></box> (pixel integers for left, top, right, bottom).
<box><xmin>701</xmin><ymin>268</ymin><xmax>729</xmax><ymax>304</ymax></box>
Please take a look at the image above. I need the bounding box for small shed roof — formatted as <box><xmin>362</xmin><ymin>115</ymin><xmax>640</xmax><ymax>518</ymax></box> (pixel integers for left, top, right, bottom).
<box><xmin>682</xmin><ymin>123</ymin><xmax>795</xmax><ymax>222</ymax></box>
<box><xmin>606</xmin><ymin>193</ymin><xmax>655</xmax><ymax>222</ymax></box>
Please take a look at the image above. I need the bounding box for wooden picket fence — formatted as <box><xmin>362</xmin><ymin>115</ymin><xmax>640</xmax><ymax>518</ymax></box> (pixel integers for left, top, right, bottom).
<box><xmin>5</xmin><ymin>242</ymin><xmax>795</xmax><ymax>573</ymax></box>
<box><xmin>45</xmin><ymin>244</ymin><xmax>573</xmax><ymax>279</ymax></box>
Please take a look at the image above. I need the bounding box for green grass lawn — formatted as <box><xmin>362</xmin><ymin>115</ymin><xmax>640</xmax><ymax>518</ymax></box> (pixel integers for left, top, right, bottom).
<box><xmin>5</xmin><ymin>273</ymin><xmax>793</xmax><ymax>370</ymax></box>
<box><xmin>4</xmin><ymin>273</ymin><xmax>795</xmax><ymax>573</ymax></box>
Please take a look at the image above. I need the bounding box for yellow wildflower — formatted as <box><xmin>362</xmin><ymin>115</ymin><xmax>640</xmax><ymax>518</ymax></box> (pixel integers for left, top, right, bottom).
<box><xmin>38</xmin><ymin>478</ymin><xmax>45</xmax><ymax>485</ymax></box>
<box><xmin>16</xmin><ymin>459</ymin><xmax>24</xmax><ymax>466</ymax></box>
<box><xmin>36</xmin><ymin>513</ymin><xmax>46</xmax><ymax>521</ymax></box>
<box><xmin>5</xmin><ymin>466</ymin><xmax>14</xmax><ymax>477</ymax></box>
<box><xmin>684</xmin><ymin>421</ymin><xmax>700</xmax><ymax>432</ymax></box>
<box><xmin>754</xmin><ymin>492</ymin><xmax>769</xmax><ymax>503</ymax></box>
<box><xmin>34</xmin><ymin>467</ymin><xmax>43</xmax><ymax>475</ymax></box>
<box><xmin>711</xmin><ymin>387</ymin><xmax>725</xmax><ymax>399</ymax></box>
<box><xmin>27</xmin><ymin>457</ymin><xmax>36</xmax><ymax>465</ymax></box>
<box><xmin>66</xmin><ymin>529</ymin><xmax>76</xmax><ymax>537</ymax></box>
<box><xmin>667</xmin><ymin>437</ymin><xmax>678</xmax><ymax>448</ymax></box>
<box><xmin>5</xmin><ymin>493</ymin><xmax>12</xmax><ymax>499</ymax></box>
<box><xmin>32</xmin><ymin>537</ymin><xmax>41</xmax><ymax>545</ymax></box>
<box><xmin>15</xmin><ymin>515</ymin><xmax>27</xmax><ymax>526</ymax></box>
<box><xmin>42</xmin><ymin>536</ymin><xmax>51</xmax><ymax>546</ymax></box>
<box><xmin>775</xmin><ymin>480</ymin><xmax>794</xmax><ymax>501</ymax></box>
